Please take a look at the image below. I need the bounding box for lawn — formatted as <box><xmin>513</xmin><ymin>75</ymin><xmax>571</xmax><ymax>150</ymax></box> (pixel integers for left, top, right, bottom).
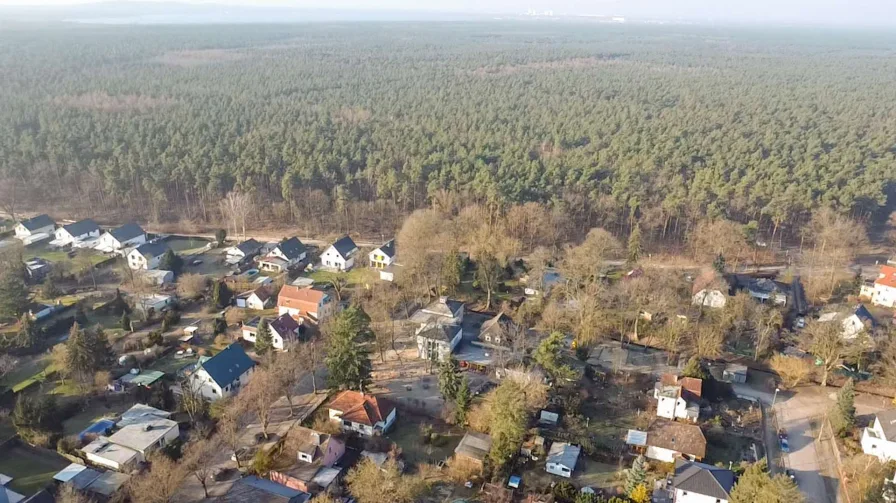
<box><xmin>147</xmin><ymin>352</ymin><xmax>200</xmax><ymax>376</ymax></box>
<box><xmin>704</xmin><ymin>430</ymin><xmax>761</xmax><ymax>466</ymax></box>
<box><xmin>0</xmin><ymin>443</ymin><xmax>69</xmax><ymax>496</ymax></box>
<box><xmin>25</xmin><ymin>246</ymin><xmax>107</xmax><ymax>266</ymax></box>
<box><xmin>386</xmin><ymin>418</ymin><xmax>462</xmax><ymax>466</ymax></box>
<box><xmin>307</xmin><ymin>267</ymin><xmax>375</xmax><ymax>287</ymax></box>
<box><xmin>62</xmin><ymin>399</ymin><xmax>137</xmax><ymax>436</ymax></box>
<box><xmin>164</xmin><ymin>236</ymin><xmax>212</xmax><ymax>255</ymax></box>
<box><xmin>0</xmin><ymin>354</ymin><xmax>57</xmax><ymax>393</ymax></box>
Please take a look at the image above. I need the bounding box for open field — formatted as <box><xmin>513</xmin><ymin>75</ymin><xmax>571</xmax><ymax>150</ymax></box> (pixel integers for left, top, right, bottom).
<box><xmin>0</xmin><ymin>354</ymin><xmax>57</xmax><ymax>393</ymax></box>
<box><xmin>0</xmin><ymin>443</ymin><xmax>69</xmax><ymax>497</ymax></box>
<box><xmin>24</xmin><ymin>244</ymin><xmax>108</xmax><ymax>266</ymax></box>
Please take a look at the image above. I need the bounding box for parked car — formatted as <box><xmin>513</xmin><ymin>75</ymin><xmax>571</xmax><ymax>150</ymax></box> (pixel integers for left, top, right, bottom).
<box><xmin>780</xmin><ymin>438</ymin><xmax>790</xmax><ymax>453</ymax></box>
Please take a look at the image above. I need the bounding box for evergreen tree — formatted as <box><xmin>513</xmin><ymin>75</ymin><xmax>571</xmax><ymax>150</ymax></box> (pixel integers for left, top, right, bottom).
<box><xmin>438</xmin><ymin>355</ymin><xmax>461</xmax><ymax>401</ymax></box>
<box><xmin>120</xmin><ymin>312</ymin><xmax>131</xmax><ymax>332</ymax></box>
<box><xmin>625</xmin><ymin>455</ymin><xmax>647</xmax><ymax>496</ymax></box>
<box><xmin>213</xmin><ymin>317</ymin><xmax>227</xmax><ymax>335</ymax></box>
<box><xmin>159</xmin><ymin>249</ymin><xmax>184</xmax><ymax>275</ymax></box>
<box><xmin>533</xmin><ymin>332</ymin><xmax>576</xmax><ymax>382</ymax></box>
<box><xmin>681</xmin><ymin>357</ymin><xmax>708</xmax><ymax>380</ymax></box>
<box><xmin>254</xmin><ymin>318</ymin><xmax>273</xmax><ymax>355</ymax></box>
<box><xmin>831</xmin><ymin>378</ymin><xmax>856</xmax><ymax>436</ymax></box>
<box><xmin>325</xmin><ymin>309</ymin><xmax>372</xmax><ymax>391</ymax></box>
<box><xmin>0</xmin><ymin>263</ymin><xmax>28</xmax><ymax>320</ymax></box>
<box><xmin>712</xmin><ymin>253</ymin><xmax>727</xmax><ymax>273</ymax></box>
<box><xmin>730</xmin><ymin>460</ymin><xmax>804</xmax><ymax>503</ymax></box>
<box><xmin>215</xmin><ymin>229</ymin><xmax>227</xmax><ymax>246</ymax></box>
<box><xmin>454</xmin><ymin>375</ymin><xmax>471</xmax><ymax>425</ymax></box>
<box><xmin>42</xmin><ymin>276</ymin><xmax>61</xmax><ymax>299</ymax></box>
<box><xmin>212</xmin><ymin>281</ymin><xmax>232</xmax><ymax>308</ymax></box>
<box><xmin>16</xmin><ymin>314</ymin><xmax>38</xmax><ymax>349</ymax></box>
<box><xmin>627</xmin><ymin>223</ymin><xmax>642</xmax><ymax>264</ymax></box>
<box><xmin>440</xmin><ymin>249</ymin><xmax>464</xmax><ymax>294</ymax></box>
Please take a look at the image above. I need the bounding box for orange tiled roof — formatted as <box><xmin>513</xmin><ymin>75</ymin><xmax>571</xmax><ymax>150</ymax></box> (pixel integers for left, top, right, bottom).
<box><xmin>277</xmin><ymin>285</ymin><xmax>325</xmax><ymax>313</ymax></box>
<box><xmin>877</xmin><ymin>266</ymin><xmax>896</xmax><ymax>289</ymax></box>
<box><xmin>328</xmin><ymin>391</ymin><xmax>395</xmax><ymax>427</ymax></box>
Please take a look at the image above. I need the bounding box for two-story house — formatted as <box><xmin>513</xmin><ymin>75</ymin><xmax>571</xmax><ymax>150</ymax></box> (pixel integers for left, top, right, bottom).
<box><xmin>187</xmin><ymin>343</ymin><xmax>256</xmax><ymax>401</ymax></box>
<box><xmin>653</xmin><ymin>374</ymin><xmax>702</xmax><ymax>422</ymax></box>
<box><xmin>410</xmin><ymin>296</ymin><xmax>465</xmax><ymax>328</ymax></box>
<box><xmin>327</xmin><ymin>390</ymin><xmax>396</xmax><ymax>436</ymax></box>
<box><xmin>479</xmin><ymin>312</ymin><xmax>516</xmax><ymax>346</ymax></box>
<box><xmin>369</xmin><ymin>239</ymin><xmax>395</xmax><ymax>269</ymax></box>
<box><xmin>416</xmin><ymin>323</ymin><xmax>463</xmax><ymax>362</ymax></box>
<box><xmin>673</xmin><ymin>459</ymin><xmax>735</xmax><ymax>503</ymax></box>
<box><xmin>862</xmin><ymin>410</ymin><xmax>896</xmax><ymax>461</ymax></box>
<box><xmin>97</xmin><ymin>223</ymin><xmax>146</xmax><ymax>253</ymax></box>
<box><xmin>242</xmin><ymin>314</ymin><xmax>302</xmax><ymax>350</ymax></box>
<box><xmin>14</xmin><ymin>214</ymin><xmax>55</xmax><ymax>244</ymax></box>
<box><xmin>270</xmin><ymin>427</ymin><xmax>346</xmax><ymax>494</ymax></box>
<box><xmin>127</xmin><ymin>242</ymin><xmax>171</xmax><ymax>270</ymax></box>
<box><xmin>277</xmin><ymin>285</ymin><xmax>332</xmax><ymax>322</ymax></box>
<box><xmin>259</xmin><ymin>237</ymin><xmax>307</xmax><ymax>273</ymax></box>
<box><xmin>226</xmin><ymin>239</ymin><xmax>263</xmax><ymax>265</ymax></box>
<box><xmin>867</xmin><ymin>266</ymin><xmax>896</xmax><ymax>308</ymax></box>
<box><xmin>54</xmin><ymin>219</ymin><xmax>101</xmax><ymax>246</ymax></box>
<box><xmin>320</xmin><ymin>235</ymin><xmax>358</xmax><ymax>271</ymax></box>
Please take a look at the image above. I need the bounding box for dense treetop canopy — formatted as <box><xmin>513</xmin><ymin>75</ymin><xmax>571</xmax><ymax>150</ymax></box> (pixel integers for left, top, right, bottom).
<box><xmin>0</xmin><ymin>22</ymin><xmax>893</xmax><ymax>239</ymax></box>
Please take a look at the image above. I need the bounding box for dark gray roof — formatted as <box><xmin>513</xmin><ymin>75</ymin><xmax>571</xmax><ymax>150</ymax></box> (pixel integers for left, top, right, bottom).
<box><xmin>418</xmin><ymin>324</ymin><xmax>461</xmax><ymax>342</ymax></box>
<box><xmin>276</xmin><ymin>237</ymin><xmax>306</xmax><ymax>260</ymax></box>
<box><xmin>235</xmin><ymin>239</ymin><xmax>263</xmax><ymax>255</ymax></box>
<box><xmin>455</xmin><ymin>432</ymin><xmax>492</xmax><ymax>461</ymax></box>
<box><xmin>673</xmin><ymin>459</ymin><xmax>734</xmax><ymax>499</ymax></box>
<box><xmin>480</xmin><ymin>312</ymin><xmax>514</xmax><ymax>340</ymax></box>
<box><xmin>226</xmin><ymin>476</ymin><xmax>311</xmax><ymax>503</ymax></box>
<box><xmin>330</xmin><ymin>236</ymin><xmax>358</xmax><ymax>258</ymax></box>
<box><xmin>135</xmin><ymin>242</ymin><xmax>170</xmax><ymax>259</ymax></box>
<box><xmin>18</xmin><ymin>214</ymin><xmax>54</xmax><ymax>231</ymax></box>
<box><xmin>854</xmin><ymin>304</ymin><xmax>878</xmax><ymax>327</ymax></box>
<box><xmin>62</xmin><ymin>219</ymin><xmax>99</xmax><ymax>237</ymax></box>
<box><xmin>198</xmin><ymin>343</ymin><xmax>256</xmax><ymax>388</ymax></box>
<box><xmin>108</xmin><ymin>222</ymin><xmax>145</xmax><ymax>242</ymax></box>
<box><xmin>375</xmin><ymin>240</ymin><xmax>395</xmax><ymax>260</ymax></box>
<box><xmin>876</xmin><ymin>409</ymin><xmax>896</xmax><ymax>440</ymax></box>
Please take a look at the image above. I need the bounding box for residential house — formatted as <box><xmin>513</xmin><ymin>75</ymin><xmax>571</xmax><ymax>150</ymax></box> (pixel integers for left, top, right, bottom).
<box><xmin>479</xmin><ymin>312</ymin><xmax>515</xmax><ymax>346</ymax></box>
<box><xmin>643</xmin><ymin>419</ymin><xmax>706</xmax><ymax>462</ymax></box>
<box><xmin>868</xmin><ymin>266</ymin><xmax>896</xmax><ymax>308</ymax></box>
<box><xmin>187</xmin><ymin>343</ymin><xmax>256</xmax><ymax>400</ymax></box>
<box><xmin>235</xmin><ymin>286</ymin><xmax>273</xmax><ymax>310</ymax></box>
<box><xmin>523</xmin><ymin>268</ymin><xmax>562</xmax><ymax>297</ymax></box>
<box><xmin>259</xmin><ymin>237</ymin><xmax>307</xmax><ymax>273</ymax></box>
<box><xmin>103</xmin><ymin>404</ymin><xmax>179</xmax><ymax>463</ymax></box>
<box><xmin>740</xmin><ymin>276</ymin><xmax>788</xmax><ymax>306</ymax></box>
<box><xmin>127</xmin><ymin>242</ymin><xmax>170</xmax><ymax>270</ymax></box>
<box><xmin>691</xmin><ymin>269</ymin><xmax>729</xmax><ymax>309</ymax></box>
<box><xmin>54</xmin><ymin>219</ymin><xmax>101</xmax><ymax>246</ymax></box>
<box><xmin>226</xmin><ymin>239</ymin><xmax>263</xmax><ymax>265</ymax></box>
<box><xmin>454</xmin><ymin>432</ymin><xmax>492</xmax><ymax>468</ymax></box>
<box><xmin>862</xmin><ymin>410</ymin><xmax>896</xmax><ymax>461</ymax></box>
<box><xmin>545</xmin><ymin>442</ymin><xmax>581</xmax><ymax>478</ymax></box>
<box><xmin>222</xmin><ymin>476</ymin><xmax>311</xmax><ymax>503</ymax></box>
<box><xmin>653</xmin><ymin>374</ymin><xmax>702</xmax><ymax>422</ymax></box>
<box><xmin>242</xmin><ymin>314</ymin><xmax>302</xmax><ymax>350</ymax></box>
<box><xmin>14</xmin><ymin>214</ymin><xmax>55</xmax><ymax>244</ymax></box>
<box><xmin>270</xmin><ymin>427</ymin><xmax>346</xmax><ymax>493</ymax></box>
<box><xmin>327</xmin><ymin>390</ymin><xmax>396</xmax><ymax>436</ymax></box>
<box><xmin>369</xmin><ymin>240</ymin><xmax>396</xmax><ymax>269</ymax></box>
<box><xmin>54</xmin><ymin>464</ymin><xmax>131</xmax><ymax>502</ymax></box>
<box><xmin>673</xmin><ymin>459</ymin><xmax>735</xmax><ymax>503</ymax></box>
<box><xmin>133</xmin><ymin>294</ymin><xmax>174</xmax><ymax>316</ymax></box>
<box><xmin>82</xmin><ymin>438</ymin><xmax>140</xmax><ymax>472</ymax></box>
<box><xmin>277</xmin><ymin>285</ymin><xmax>332</xmax><ymax>322</ymax></box>
<box><xmin>24</xmin><ymin>257</ymin><xmax>51</xmax><ymax>283</ymax></box>
<box><xmin>410</xmin><ymin>296</ymin><xmax>465</xmax><ymax>327</ymax></box>
<box><xmin>320</xmin><ymin>235</ymin><xmax>358</xmax><ymax>271</ymax></box>
<box><xmin>97</xmin><ymin>223</ymin><xmax>146</xmax><ymax>253</ymax></box>
<box><xmin>818</xmin><ymin>304</ymin><xmax>878</xmax><ymax>339</ymax></box>
<box><xmin>416</xmin><ymin>323</ymin><xmax>463</xmax><ymax>362</ymax></box>
<box><xmin>721</xmin><ymin>364</ymin><xmax>748</xmax><ymax>384</ymax></box>
<box><xmin>135</xmin><ymin>269</ymin><xmax>174</xmax><ymax>286</ymax></box>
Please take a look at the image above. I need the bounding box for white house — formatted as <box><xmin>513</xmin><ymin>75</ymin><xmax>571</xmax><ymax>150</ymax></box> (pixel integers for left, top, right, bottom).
<box><xmin>97</xmin><ymin>223</ymin><xmax>146</xmax><ymax>253</ymax></box>
<box><xmin>862</xmin><ymin>410</ymin><xmax>896</xmax><ymax>461</ymax></box>
<box><xmin>416</xmin><ymin>323</ymin><xmax>463</xmax><ymax>362</ymax></box>
<box><xmin>133</xmin><ymin>293</ymin><xmax>175</xmax><ymax>316</ymax></box>
<box><xmin>82</xmin><ymin>437</ymin><xmax>140</xmax><ymax>472</ymax></box>
<box><xmin>235</xmin><ymin>287</ymin><xmax>273</xmax><ymax>310</ymax></box>
<box><xmin>409</xmin><ymin>296</ymin><xmax>465</xmax><ymax>327</ymax></box>
<box><xmin>545</xmin><ymin>442</ymin><xmax>580</xmax><ymax>478</ymax></box>
<box><xmin>673</xmin><ymin>459</ymin><xmax>735</xmax><ymax>503</ymax></box>
<box><xmin>53</xmin><ymin>219</ymin><xmax>101</xmax><ymax>246</ymax></box>
<box><xmin>127</xmin><ymin>242</ymin><xmax>170</xmax><ymax>270</ymax></box>
<box><xmin>242</xmin><ymin>314</ymin><xmax>302</xmax><ymax>350</ymax></box>
<box><xmin>258</xmin><ymin>237</ymin><xmax>307</xmax><ymax>273</ymax></box>
<box><xmin>105</xmin><ymin>404</ymin><xmax>179</xmax><ymax>463</ymax></box>
<box><xmin>187</xmin><ymin>343</ymin><xmax>256</xmax><ymax>401</ymax></box>
<box><xmin>643</xmin><ymin>420</ymin><xmax>706</xmax><ymax>462</ymax></box>
<box><xmin>14</xmin><ymin>214</ymin><xmax>55</xmax><ymax>244</ymax></box>
<box><xmin>277</xmin><ymin>285</ymin><xmax>332</xmax><ymax>322</ymax></box>
<box><xmin>327</xmin><ymin>390</ymin><xmax>396</xmax><ymax>436</ymax></box>
<box><xmin>868</xmin><ymin>266</ymin><xmax>896</xmax><ymax>308</ymax></box>
<box><xmin>653</xmin><ymin>374</ymin><xmax>702</xmax><ymax>422</ymax></box>
<box><xmin>818</xmin><ymin>304</ymin><xmax>878</xmax><ymax>339</ymax></box>
<box><xmin>226</xmin><ymin>239</ymin><xmax>263</xmax><ymax>265</ymax></box>
<box><xmin>692</xmin><ymin>289</ymin><xmax>727</xmax><ymax>309</ymax></box>
<box><xmin>320</xmin><ymin>235</ymin><xmax>358</xmax><ymax>271</ymax></box>
<box><xmin>369</xmin><ymin>239</ymin><xmax>395</xmax><ymax>269</ymax></box>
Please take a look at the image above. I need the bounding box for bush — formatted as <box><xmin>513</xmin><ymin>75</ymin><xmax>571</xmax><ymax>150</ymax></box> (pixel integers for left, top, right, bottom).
<box><xmin>57</xmin><ymin>435</ymin><xmax>80</xmax><ymax>455</ymax></box>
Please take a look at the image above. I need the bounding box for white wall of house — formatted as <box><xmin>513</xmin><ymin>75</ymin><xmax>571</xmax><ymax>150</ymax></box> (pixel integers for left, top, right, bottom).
<box><xmin>321</xmin><ymin>247</ymin><xmax>354</xmax><ymax>271</ymax></box>
<box><xmin>270</xmin><ymin>247</ymin><xmax>306</xmax><ymax>264</ymax></box>
<box><xmin>656</xmin><ymin>396</ymin><xmax>689</xmax><ymax>420</ymax></box>
<box><xmin>246</xmin><ymin>294</ymin><xmax>268</xmax><ymax>310</ymax></box>
<box><xmin>862</xmin><ymin>418</ymin><xmax>896</xmax><ymax>461</ymax></box>
<box><xmin>546</xmin><ymin>462</ymin><xmax>573</xmax><ymax>478</ymax></box>
<box><xmin>329</xmin><ymin>407</ymin><xmax>395</xmax><ymax>436</ymax></box>
<box><xmin>872</xmin><ymin>285</ymin><xmax>896</xmax><ymax>308</ymax></box>
<box><xmin>99</xmin><ymin>232</ymin><xmax>146</xmax><ymax>252</ymax></box>
<box><xmin>15</xmin><ymin>223</ymin><xmax>54</xmax><ymax>240</ymax></box>
<box><xmin>84</xmin><ymin>452</ymin><xmax>129</xmax><ymax>472</ymax></box>
<box><xmin>128</xmin><ymin>250</ymin><xmax>162</xmax><ymax>270</ymax></box>
<box><xmin>674</xmin><ymin>488</ymin><xmax>728</xmax><ymax>503</ymax></box>
<box><xmin>369</xmin><ymin>249</ymin><xmax>394</xmax><ymax>268</ymax></box>
<box><xmin>189</xmin><ymin>366</ymin><xmax>253</xmax><ymax>401</ymax></box>
<box><xmin>55</xmin><ymin>227</ymin><xmax>100</xmax><ymax>245</ymax></box>
<box><xmin>416</xmin><ymin>330</ymin><xmax>462</xmax><ymax>361</ymax></box>
<box><xmin>646</xmin><ymin>445</ymin><xmax>679</xmax><ymax>462</ymax></box>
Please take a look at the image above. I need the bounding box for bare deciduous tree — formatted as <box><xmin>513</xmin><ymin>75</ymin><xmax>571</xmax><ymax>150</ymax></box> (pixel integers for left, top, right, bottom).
<box><xmin>182</xmin><ymin>436</ymin><xmax>221</xmax><ymax>499</ymax></box>
<box><xmin>127</xmin><ymin>453</ymin><xmax>187</xmax><ymax>503</ymax></box>
<box><xmin>218</xmin><ymin>190</ymin><xmax>252</xmax><ymax>241</ymax></box>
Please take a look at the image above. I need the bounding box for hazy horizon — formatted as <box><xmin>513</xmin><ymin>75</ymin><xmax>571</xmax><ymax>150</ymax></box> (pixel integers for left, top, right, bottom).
<box><xmin>0</xmin><ymin>0</ymin><xmax>894</xmax><ymax>27</ymax></box>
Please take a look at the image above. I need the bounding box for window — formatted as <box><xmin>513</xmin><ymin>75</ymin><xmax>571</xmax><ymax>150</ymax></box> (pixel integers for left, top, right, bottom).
<box><xmin>343</xmin><ymin>420</ymin><xmax>352</xmax><ymax>427</ymax></box>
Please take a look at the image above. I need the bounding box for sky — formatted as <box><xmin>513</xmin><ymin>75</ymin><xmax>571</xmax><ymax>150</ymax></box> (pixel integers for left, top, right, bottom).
<box><xmin>0</xmin><ymin>0</ymin><xmax>892</xmax><ymax>27</ymax></box>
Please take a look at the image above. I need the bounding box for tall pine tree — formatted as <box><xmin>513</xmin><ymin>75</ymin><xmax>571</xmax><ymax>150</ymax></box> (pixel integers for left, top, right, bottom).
<box><xmin>254</xmin><ymin>318</ymin><xmax>273</xmax><ymax>355</ymax></box>
<box><xmin>438</xmin><ymin>355</ymin><xmax>461</xmax><ymax>401</ymax></box>
<box><xmin>0</xmin><ymin>263</ymin><xmax>28</xmax><ymax>320</ymax></box>
<box><xmin>625</xmin><ymin>455</ymin><xmax>647</xmax><ymax>496</ymax></box>
<box><xmin>831</xmin><ymin>378</ymin><xmax>856</xmax><ymax>436</ymax></box>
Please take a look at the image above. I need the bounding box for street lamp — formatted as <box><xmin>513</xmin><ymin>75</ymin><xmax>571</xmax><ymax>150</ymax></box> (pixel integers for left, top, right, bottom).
<box><xmin>772</xmin><ymin>387</ymin><xmax>780</xmax><ymax>407</ymax></box>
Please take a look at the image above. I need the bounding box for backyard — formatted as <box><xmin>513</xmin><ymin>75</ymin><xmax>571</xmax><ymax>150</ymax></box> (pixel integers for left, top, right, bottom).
<box><xmin>0</xmin><ymin>442</ymin><xmax>69</xmax><ymax>497</ymax></box>
<box><xmin>386</xmin><ymin>416</ymin><xmax>462</xmax><ymax>466</ymax></box>
<box><xmin>62</xmin><ymin>397</ymin><xmax>137</xmax><ymax>436</ymax></box>
<box><xmin>0</xmin><ymin>353</ymin><xmax>56</xmax><ymax>393</ymax></box>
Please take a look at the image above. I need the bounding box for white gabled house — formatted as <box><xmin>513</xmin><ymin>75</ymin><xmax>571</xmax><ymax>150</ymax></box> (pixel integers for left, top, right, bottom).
<box><xmin>369</xmin><ymin>239</ymin><xmax>395</xmax><ymax>269</ymax></box>
<box><xmin>653</xmin><ymin>374</ymin><xmax>702</xmax><ymax>423</ymax></box>
<box><xmin>127</xmin><ymin>242</ymin><xmax>170</xmax><ymax>270</ymax></box>
<box><xmin>673</xmin><ymin>459</ymin><xmax>735</xmax><ymax>503</ymax></box>
<box><xmin>327</xmin><ymin>390</ymin><xmax>396</xmax><ymax>436</ymax></box>
<box><xmin>97</xmin><ymin>223</ymin><xmax>146</xmax><ymax>253</ymax></box>
<box><xmin>242</xmin><ymin>314</ymin><xmax>302</xmax><ymax>350</ymax></box>
<box><xmin>258</xmin><ymin>237</ymin><xmax>307</xmax><ymax>273</ymax></box>
<box><xmin>867</xmin><ymin>266</ymin><xmax>896</xmax><ymax>308</ymax></box>
<box><xmin>187</xmin><ymin>343</ymin><xmax>256</xmax><ymax>401</ymax></box>
<box><xmin>235</xmin><ymin>286</ymin><xmax>273</xmax><ymax>310</ymax></box>
<box><xmin>416</xmin><ymin>323</ymin><xmax>463</xmax><ymax>362</ymax></box>
<box><xmin>862</xmin><ymin>410</ymin><xmax>896</xmax><ymax>461</ymax></box>
<box><xmin>545</xmin><ymin>442</ymin><xmax>580</xmax><ymax>478</ymax></box>
<box><xmin>54</xmin><ymin>219</ymin><xmax>101</xmax><ymax>246</ymax></box>
<box><xmin>226</xmin><ymin>239</ymin><xmax>263</xmax><ymax>265</ymax></box>
<box><xmin>320</xmin><ymin>235</ymin><xmax>358</xmax><ymax>271</ymax></box>
<box><xmin>14</xmin><ymin>214</ymin><xmax>55</xmax><ymax>244</ymax></box>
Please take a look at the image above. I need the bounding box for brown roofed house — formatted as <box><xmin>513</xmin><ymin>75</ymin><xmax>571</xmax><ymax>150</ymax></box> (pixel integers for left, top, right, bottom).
<box><xmin>277</xmin><ymin>285</ymin><xmax>332</xmax><ymax>322</ymax></box>
<box><xmin>644</xmin><ymin>419</ymin><xmax>706</xmax><ymax>462</ymax></box>
<box><xmin>327</xmin><ymin>390</ymin><xmax>396</xmax><ymax>436</ymax></box>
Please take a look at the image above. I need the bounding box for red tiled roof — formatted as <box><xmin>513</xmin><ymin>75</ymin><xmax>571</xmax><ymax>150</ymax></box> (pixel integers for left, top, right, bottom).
<box><xmin>660</xmin><ymin>374</ymin><xmax>703</xmax><ymax>401</ymax></box>
<box><xmin>277</xmin><ymin>285</ymin><xmax>325</xmax><ymax>314</ymax></box>
<box><xmin>328</xmin><ymin>391</ymin><xmax>395</xmax><ymax>427</ymax></box>
<box><xmin>877</xmin><ymin>266</ymin><xmax>896</xmax><ymax>289</ymax></box>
